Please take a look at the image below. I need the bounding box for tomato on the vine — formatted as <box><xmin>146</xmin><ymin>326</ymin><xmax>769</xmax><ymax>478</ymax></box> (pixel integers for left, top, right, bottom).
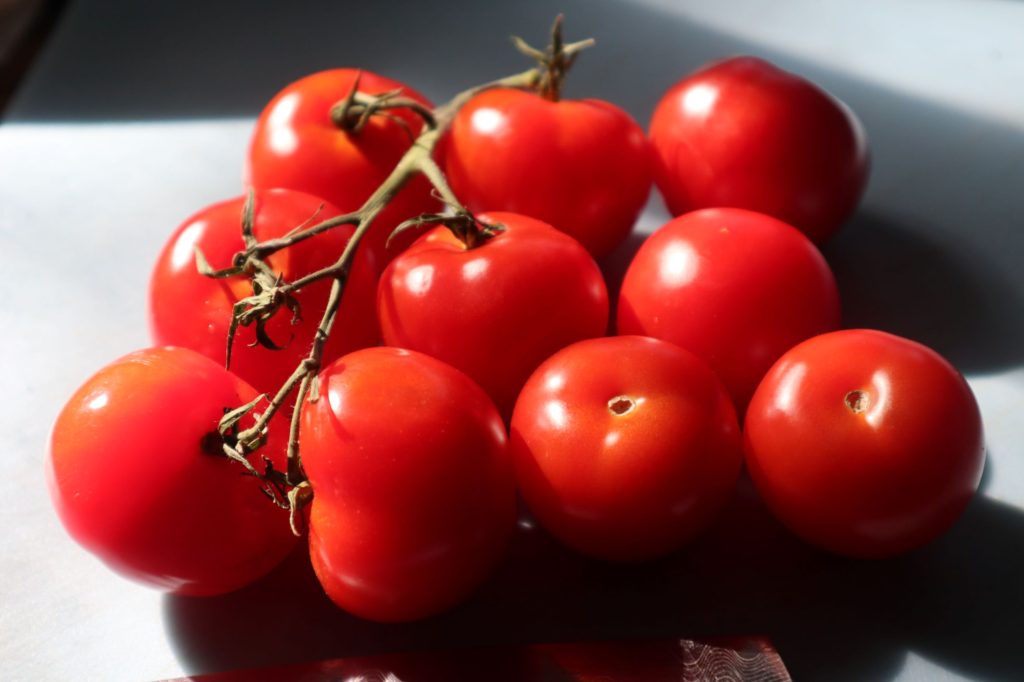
<box><xmin>649</xmin><ymin>56</ymin><xmax>869</xmax><ymax>243</ymax></box>
<box><xmin>443</xmin><ymin>88</ymin><xmax>652</xmax><ymax>259</ymax></box>
<box><xmin>247</xmin><ymin>68</ymin><xmax>439</xmax><ymax>272</ymax></box>
<box><xmin>47</xmin><ymin>347</ymin><xmax>297</xmax><ymax>595</ymax></box>
<box><xmin>744</xmin><ymin>329</ymin><xmax>985</xmax><ymax>558</ymax></box>
<box><xmin>300</xmin><ymin>347</ymin><xmax>515</xmax><ymax>622</ymax></box>
<box><xmin>149</xmin><ymin>188</ymin><xmax>379</xmax><ymax>396</ymax></box>
<box><xmin>617</xmin><ymin>207</ymin><xmax>841</xmax><ymax>414</ymax></box>
<box><xmin>377</xmin><ymin>212</ymin><xmax>609</xmax><ymax>420</ymax></box>
<box><xmin>511</xmin><ymin>336</ymin><xmax>742</xmax><ymax>562</ymax></box>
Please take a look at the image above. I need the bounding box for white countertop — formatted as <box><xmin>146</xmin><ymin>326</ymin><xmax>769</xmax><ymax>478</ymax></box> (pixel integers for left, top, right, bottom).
<box><xmin>2</xmin><ymin>1</ymin><xmax>1023</xmax><ymax>680</ymax></box>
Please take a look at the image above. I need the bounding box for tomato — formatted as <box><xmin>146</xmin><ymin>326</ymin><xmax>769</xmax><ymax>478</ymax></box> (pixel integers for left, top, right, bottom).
<box><xmin>442</xmin><ymin>88</ymin><xmax>653</xmax><ymax>259</ymax></box>
<box><xmin>149</xmin><ymin>188</ymin><xmax>379</xmax><ymax>396</ymax></box>
<box><xmin>617</xmin><ymin>207</ymin><xmax>840</xmax><ymax>414</ymax></box>
<box><xmin>377</xmin><ymin>212</ymin><xmax>609</xmax><ymax>420</ymax></box>
<box><xmin>300</xmin><ymin>347</ymin><xmax>515</xmax><ymax>622</ymax></box>
<box><xmin>510</xmin><ymin>336</ymin><xmax>742</xmax><ymax>562</ymax></box>
<box><xmin>47</xmin><ymin>347</ymin><xmax>297</xmax><ymax>595</ymax></box>
<box><xmin>649</xmin><ymin>56</ymin><xmax>869</xmax><ymax>243</ymax></box>
<box><xmin>744</xmin><ymin>329</ymin><xmax>985</xmax><ymax>558</ymax></box>
<box><xmin>246</xmin><ymin>68</ymin><xmax>438</xmax><ymax>272</ymax></box>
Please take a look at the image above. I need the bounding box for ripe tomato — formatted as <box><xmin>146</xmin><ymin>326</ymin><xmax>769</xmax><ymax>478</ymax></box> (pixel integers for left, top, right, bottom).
<box><xmin>300</xmin><ymin>347</ymin><xmax>515</xmax><ymax>622</ymax></box>
<box><xmin>442</xmin><ymin>88</ymin><xmax>653</xmax><ymax>259</ymax></box>
<box><xmin>47</xmin><ymin>347</ymin><xmax>297</xmax><ymax>595</ymax></box>
<box><xmin>649</xmin><ymin>56</ymin><xmax>869</xmax><ymax>243</ymax></box>
<box><xmin>745</xmin><ymin>329</ymin><xmax>985</xmax><ymax>558</ymax></box>
<box><xmin>510</xmin><ymin>336</ymin><xmax>742</xmax><ymax>562</ymax></box>
<box><xmin>247</xmin><ymin>68</ymin><xmax>438</xmax><ymax>272</ymax></box>
<box><xmin>149</xmin><ymin>188</ymin><xmax>379</xmax><ymax>396</ymax></box>
<box><xmin>617</xmin><ymin>207</ymin><xmax>840</xmax><ymax>414</ymax></box>
<box><xmin>377</xmin><ymin>212</ymin><xmax>609</xmax><ymax>420</ymax></box>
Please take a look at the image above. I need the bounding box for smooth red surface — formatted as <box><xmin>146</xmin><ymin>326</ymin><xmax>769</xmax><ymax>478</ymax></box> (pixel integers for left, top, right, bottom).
<box><xmin>247</xmin><ymin>69</ymin><xmax>438</xmax><ymax>272</ymax></box>
<box><xmin>745</xmin><ymin>329</ymin><xmax>985</xmax><ymax>558</ymax></box>
<box><xmin>617</xmin><ymin>207</ymin><xmax>841</xmax><ymax>414</ymax></box>
<box><xmin>511</xmin><ymin>336</ymin><xmax>742</xmax><ymax>562</ymax></box>
<box><xmin>377</xmin><ymin>212</ymin><xmax>609</xmax><ymax>420</ymax></box>
<box><xmin>149</xmin><ymin>189</ymin><xmax>379</xmax><ymax>395</ymax></box>
<box><xmin>649</xmin><ymin>56</ymin><xmax>869</xmax><ymax>243</ymax></box>
<box><xmin>300</xmin><ymin>347</ymin><xmax>516</xmax><ymax>622</ymax></box>
<box><xmin>47</xmin><ymin>347</ymin><xmax>297</xmax><ymax>595</ymax></box>
<box><xmin>444</xmin><ymin>88</ymin><xmax>653</xmax><ymax>259</ymax></box>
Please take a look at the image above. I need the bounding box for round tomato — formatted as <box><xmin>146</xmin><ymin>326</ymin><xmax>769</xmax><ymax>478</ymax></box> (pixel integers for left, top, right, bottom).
<box><xmin>745</xmin><ymin>329</ymin><xmax>985</xmax><ymax>558</ymax></box>
<box><xmin>510</xmin><ymin>336</ymin><xmax>742</xmax><ymax>562</ymax></box>
<box><xmin>47</xmin><ymin>347</ymin><xmax>297</xmax><ymax>595</ymax></box>
<box><xmin>377</xmin><ymin>212</ymin><xmax>609</xmax><ymax>420</ymax></box>
<box><xmin>649</xmin><ymin>56</ymin><xmax>869</xmax><ymax>243</ymax></box>
<box><xmin>300</xmin><ymin>347</ymin><xmax>515</xmax><ymax>622</ymax></box>
<box><xmin>149</xmin><ymin>188</ymin><xmax>379</xmax><ymax>396</ymax></box>
<box><xmin>617</xmin><ymin>207</ymin><xmax>840</xmax><ymax>414</ymax></box>
<box><xmin>247</xmin><ymin>68</ymin><xmax>438</xmax><ymax>272</ymax></box>
<box><xmin>443</xmin><ymin>88</ymin><xmax>653</xmax><ymax>259</ymax></box>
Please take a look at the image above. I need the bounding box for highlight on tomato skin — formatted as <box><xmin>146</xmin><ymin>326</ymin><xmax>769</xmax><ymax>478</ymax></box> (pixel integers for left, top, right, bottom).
<box><xmin>510</xmin><ymin>335</ymin><xmax>743</xmax><ymax>563</ymax></box>
<box><xmin>47</xmin><ymin>346</ymin><xmax>298</xmax><ymax>596</ymax></box>
<box><xmin>148</xmin><ymin>188</ymin><xmax>380</xmax><ymax>396</ymax></box>
<box><xmin>617</xmin><ymin>207</ymin><xmax>841</xmax><ymax>416</ymax></box>
<box><xmin>299</xmin><ymin>346</ymin><xmax>517</xmax><ymax>622</ymax></box>
<box><xmin>649</xmin><ymin>55</ymin><xmax>869</xmax><ymax>244</ymax></box>
<box><xmin>744</xmin><ymin>329</ymin><xmax>985</xmax><ymax>559</ymax></box>
<box><xmin>443</xmin><ymin>88</ymin><xmax>654</xmax><ymax>259</ymax></box>
<box><xmin>377</xmin><ymin>211</ymin><xmax>609</xmax><ymax>422</ymax></box>
<box><xmin>246</xmin><ymin>68</ymin><xmax>440</xmax><ymax>273</ymax></box>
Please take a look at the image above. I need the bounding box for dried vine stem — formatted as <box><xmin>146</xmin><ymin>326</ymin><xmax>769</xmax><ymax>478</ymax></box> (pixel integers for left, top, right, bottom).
<box><xmin>211</xmin><ymin>17</ymin><xmax>592</xmax><ymax>527</ymax></box>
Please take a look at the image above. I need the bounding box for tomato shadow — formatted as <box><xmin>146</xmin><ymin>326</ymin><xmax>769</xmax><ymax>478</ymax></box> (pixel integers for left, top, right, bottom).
<box><xmin>822</xmin><ymin>211</ymin><xmax>1024</xmax><ymax>375</ymax></box>
<box><xmin>163</xmin><ymin>466</ymin><xmax>1024</xmax><ymax>680</ymax></box>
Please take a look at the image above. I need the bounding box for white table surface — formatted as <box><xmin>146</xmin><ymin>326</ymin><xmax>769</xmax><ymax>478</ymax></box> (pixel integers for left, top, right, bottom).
<box><xmin>2</xmin><ymin>1</ymin><xmax>1023</xmax><ymax>680</ymax></box>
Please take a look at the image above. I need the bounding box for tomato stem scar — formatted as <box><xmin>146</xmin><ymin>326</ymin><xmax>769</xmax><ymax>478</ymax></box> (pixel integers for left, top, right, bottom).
<box><xmin>608</xmin><ymin>395</ymin><xmax>636</xmax><ymax>416</ymax></box>
<box><xmin>845</xmin><ymin>389</ymin><xmax>869</xmax><ymax>414</ymax></box>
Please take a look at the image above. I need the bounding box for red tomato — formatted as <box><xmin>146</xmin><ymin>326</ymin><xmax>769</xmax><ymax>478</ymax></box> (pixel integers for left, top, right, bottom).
<box><xmin>511</xmin><ymin>336</ymin><xmax>742</xmax><ymax>562</ymax></box>
<box><xmin>617</xmin><ymin>207</ymin><xmax>840</xmax><ymax>414</ymax></box>
<box><xmin>300</xmin><ymin>347</ymin><xmax>515</xmax><ymax>622</ymax></box>
<box><xmin>443</xmin><ymin>88</ymin><xmax>653</xmax><ymax>259</ymax></box>
<box><xmin>377</xmin><ymin>212</ymin><xmax>609</xmax><ymax>420</ymax></box>
<box><xmin>247</xmin><ymin>69</ymin><xmax>438</xmax><ymax>272</ymax></box>
<box><xmin>649</xmin><ymin>56</ymin><xmax>869</xmax><ymax>243</ymax></box>
<box><xmin>47</xmin><ymin>347</ymin><xmax>297</xmax><ymax>595</ymax></box>
<box><xmin>149</xmin><ymin>189</ymin><xmax>379</xmax><ymax>396</ymax></box>
<box><xmin>745</xmin><ymin>330</ymin><xmax>985</xmax><ymax>558</ymax></box>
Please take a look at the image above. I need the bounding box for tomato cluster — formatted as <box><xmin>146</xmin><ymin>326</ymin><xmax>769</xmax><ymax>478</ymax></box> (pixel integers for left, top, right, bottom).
<box><xmin>48</xmin><ymin>28</ymin><xmax>985</xmax><ymax>625</ymax></box>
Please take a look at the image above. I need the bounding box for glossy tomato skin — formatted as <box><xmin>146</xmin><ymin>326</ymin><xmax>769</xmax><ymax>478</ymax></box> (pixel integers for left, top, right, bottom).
<box><xmin>443</xmin><ymin>88</ymin><xmax>653</xmax><ymax>259</ymax></box>
<box><xmin>247</xmin><ymin>69</ymin><xmax>438</xmax><ymax>272</ymax></box>
<box><xmin>617</xmin><ymin>207</ymin><xmax>840</xmax><ymax>414</ymax></box>
<box><xmin>511</xmin><ymin>336</ymin><xmax>742</xmax><ymax>562</ymax></box>
<box><xmin>301</xmin><ymin>347</ymin><xmax>515</xmax><ymax>622</ymax></box>
<box><xmin>650</xmin><ymin>56</ymin><xmax>869</xmax><ymax>243</ymax></box>
<box><xmin>149</xmin><ymin>189</ymin><xmax>379</xmax><ymax>396</ymax></box>
<box><xmin>47</xmin><ymin>347</ymin><xmax>297</xmax><ymax>595</ymax></box>
<box><xmin>745</xmin><ymin>329</ymin><xmax>985</xmax><ymax>558</ymax></box>
<box><xmin>378</xmin><ymin>212</ymin><xmax>609</xmax><ymax>420</ymax></box>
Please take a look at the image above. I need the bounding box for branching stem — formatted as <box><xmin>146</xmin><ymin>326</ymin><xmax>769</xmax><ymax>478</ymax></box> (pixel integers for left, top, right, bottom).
<box><xmin>209</xmin><ymin>33</ymin><xmax>591</xmax><ymax>531</ymax></box>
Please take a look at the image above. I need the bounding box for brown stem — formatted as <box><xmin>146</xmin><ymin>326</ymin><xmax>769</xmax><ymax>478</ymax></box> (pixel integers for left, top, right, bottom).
<box><xmin>211</xmin><ymin>60</ymin><xmax>554</xmax><ymax>530</ymax></box>
<box><xmin>512</xmin><ymin>14</ymin><xmax>594</xmax><ymax>102</ymax></box>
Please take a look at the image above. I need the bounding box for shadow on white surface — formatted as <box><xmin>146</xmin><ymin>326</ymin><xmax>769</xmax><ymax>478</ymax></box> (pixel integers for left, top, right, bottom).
<box><xmin>163</xmin><ymin>475</ymin><xmax>1024</xmax><ymax>682</ymax></box>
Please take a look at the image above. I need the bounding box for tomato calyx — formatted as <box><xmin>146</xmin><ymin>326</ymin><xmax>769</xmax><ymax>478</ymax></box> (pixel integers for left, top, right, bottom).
<box><xmin>512</xmin><ymin>14</ymin><xmax>594</xmax><ymax>102</ymax></box>
<box><xmin>194</xmin><ymin>191</ymin><xmax>305</xmax><ymax>365</ymax></box>
<box><xmin>391</xmin><ymin>206</ymin><xmax>505</xmax><ymax>250</ymax></box>
<box><xmin>328</xmin><ymin>71</ymin><xmax>437</xmax><ymax>135</ymax></box>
